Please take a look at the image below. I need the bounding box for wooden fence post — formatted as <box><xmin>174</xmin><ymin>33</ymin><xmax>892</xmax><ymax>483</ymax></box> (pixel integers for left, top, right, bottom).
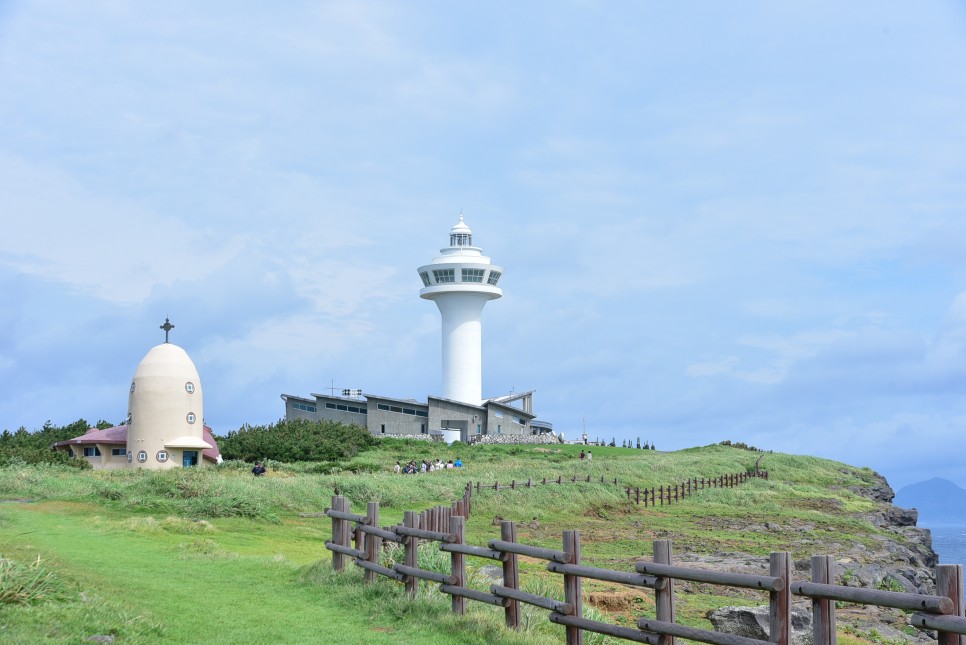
<box><xmin>811</xmin><ymin>555</ymin><xmax>836</xmax><ymax>645</ymax></box>
<box><xmin>563</xmin><ymin>530</ymin><xmax>583</xmax><ymax>645</ymax></box>
<box><xmin>450</xmin><ymin>514</ymin><xmax>466</xmax><ymax>615</ymax></box>
<box><xmin>937</xmin><ymin>564</ymin><xmax>965</xmax><ymax>645</ymax></box>
<box><xmin>659</xmin><ymin>485</ymin><xmax>664</xmax><ymax>506</ymax></box>
<box><xmin>502</xmin><ymin>521</ymin><xmax>520</xmax><ymax>629</ymax></box>
<box><xmin>770</xmin><ymin>552</ymin><xmax>791</xmax><ymax>645</ymax></box>
<box><xmin>331</xmin><ymin>495</ymin><xmax>346</xmax><ymax>572</ymax></box>
<box><xmin>654</xmin><ymin>539</ymin><xmax>675</xmax><ymax>645</ymax></box>
<box><xmin>636</xmin><ymin>487</ymin><xmax>641</xmax><ymax>505</ymax></box>
<box><xmin>364</xmin><ymin>502</ymin><xmax>380</xmax><ymax>584</ymax></box>
<box><xmin>404</xmin><ymin>510</ymin><xmax>418</xmax><ymax>597</ymax></box>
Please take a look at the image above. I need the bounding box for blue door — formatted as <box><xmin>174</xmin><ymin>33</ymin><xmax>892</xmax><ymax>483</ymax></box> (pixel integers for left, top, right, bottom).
<box><xmin>182</xmin><ymin>451</ymin><xmax>199</xmax><ymax>467</ymax></box>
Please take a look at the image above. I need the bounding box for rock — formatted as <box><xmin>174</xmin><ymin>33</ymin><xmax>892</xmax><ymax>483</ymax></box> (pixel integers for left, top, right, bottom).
<box><xmin>86</xmin><ymin>637</ymin><xmax>115</xmax><ymax>644</ymax></box>
<box><xmin>707</xmin><ymin>605</ymin><xmax>812</xmax><ymax>645</ymax></box>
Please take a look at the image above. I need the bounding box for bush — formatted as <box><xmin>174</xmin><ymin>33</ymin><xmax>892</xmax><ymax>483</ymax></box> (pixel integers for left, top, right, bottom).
<box><xmin>0</xmin><ymin>419</ymin><xmax>103</xmax><ymax>469</ymax></box>
<box><xmin>217</xmin><ymin>419</ymin><xmax>376</xmax><ymax>463</ymax></box>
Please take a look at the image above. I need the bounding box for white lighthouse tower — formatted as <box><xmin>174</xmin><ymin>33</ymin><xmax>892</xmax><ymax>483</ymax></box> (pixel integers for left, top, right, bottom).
<box><xmin>418</xmin><ymin>215</ymin><xmax>503</xmax><ymax>406</ymax></box>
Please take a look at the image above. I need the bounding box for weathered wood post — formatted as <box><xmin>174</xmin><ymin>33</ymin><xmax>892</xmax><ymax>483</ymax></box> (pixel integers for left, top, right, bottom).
<box><xmin>659</xmin><ymin>485</ymin><xmax>664</xmax><ymax>506</ymax></box>
<box><xmin>404</xmin><ymin>510</ymin><xmax>418</xmax><ymax>597</ymax></box>
<box><xmin>811</xmin><ymin>555</ymin><xmax>835</xmax><ymax>645</ymax></box>
<box><xmin>450</xmin><ymin>514</ymin><xmax>466</xmax><ymax>615</ymax></box>
<box><xmin>476</xmin><ymin>481</ymin><xmax>480</xmax><ymax>494</ymax></box>
<box><xmin>937</xmin><ymin>564</ymin><xmax>965</xmax><ymax>645</ymax></box>
<box><xmin>636</xmin><ymin>487</ymin><xmax>641</xmax><ymax>505</ymax></box>
<box><xmin>502</xmin><ymin>521</ymin><xmax>520</xmax><ymax>629</ymax></box>
<box><xmin>770</xmin><ymin>552</ymin><xmax>791</xmax><ymax>645</ymax></box>
<box><xmin>364</xmin><ymin>502</ymin><xmax>380</xmax><ymax>584</ymax></box>
<box><xmin>563</xmin><ymin>530</ymin><xmax>583</xmax><ymax>645</ymax></box>
<box><xmin>511</xmin><ymin>479</ymin><xmax>516</xmax><ymax>489</ymax></box>
<box><xmin>654</xmin><ymin>539</ymin><xmax>675</xmax><ymax>645</ymax></box>
<box><xmin>528</xmin><ymin>478</ymin><xmax>532</xmax><ymax>487</ymax></box>
<box><xmin>331</xmin><ymin>495</ymin><xmax>346</xmax><ymax>571</ymax></box>
<box><xmin>543</xmin><ymin>477</ymin><xmax>548</xmax><ymax>484</ymax></box>
<box><xmin>558</xmin><ymin>475</ymin><xmax>562</xmax><ymax>484</ymax></box>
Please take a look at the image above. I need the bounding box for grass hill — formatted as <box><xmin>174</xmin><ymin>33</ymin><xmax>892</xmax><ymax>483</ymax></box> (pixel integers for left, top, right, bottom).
<box><xmin>0</xmin><ymin>441</ymin><xmax>934</xmax><ymax>644</ymax></box>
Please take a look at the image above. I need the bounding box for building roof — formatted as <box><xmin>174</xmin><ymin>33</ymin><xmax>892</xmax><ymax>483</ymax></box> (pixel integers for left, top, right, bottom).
<box><xmin>53</xmin><ymin>424</ymin><xmax>222</xmax><ymax>463</ymax></box>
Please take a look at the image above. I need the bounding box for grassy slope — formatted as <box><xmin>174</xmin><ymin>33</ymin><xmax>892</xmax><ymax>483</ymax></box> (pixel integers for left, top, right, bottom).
<box><xmin>0</xmin><ymin>444</ymin><xmax>900</xmax><ymax>643</ymax></box>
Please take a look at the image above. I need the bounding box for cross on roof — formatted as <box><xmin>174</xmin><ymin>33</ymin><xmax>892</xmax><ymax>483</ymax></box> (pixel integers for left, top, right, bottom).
<box><xmin>160</xmin><ymin>317</ymin><xmax>175</xmax><ymax>343</ymax></box>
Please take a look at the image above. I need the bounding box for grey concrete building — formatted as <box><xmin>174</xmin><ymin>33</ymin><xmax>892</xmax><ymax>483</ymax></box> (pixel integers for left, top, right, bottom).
<box><xmin>280</xmin><ymin>389</ymin><xmax>547</xmax><ymax>444</ymax></box>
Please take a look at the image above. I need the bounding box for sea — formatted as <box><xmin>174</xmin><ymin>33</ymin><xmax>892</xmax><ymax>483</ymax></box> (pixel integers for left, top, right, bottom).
<box><xmin>929</xmin><ymin>525</ymin><xmax>966</xmax><ymax>568</ymax></box>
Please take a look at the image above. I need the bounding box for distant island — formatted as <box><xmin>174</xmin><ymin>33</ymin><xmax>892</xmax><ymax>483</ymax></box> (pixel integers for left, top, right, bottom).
<box><xmin>895</xmin><ymin>477</ymin><xmax>966</xmax><ymax>526</ymax></box>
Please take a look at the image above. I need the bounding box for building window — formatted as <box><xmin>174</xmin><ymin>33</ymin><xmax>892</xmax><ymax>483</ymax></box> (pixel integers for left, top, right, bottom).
<box><xmin>421</xmin><ymin>424</ymin><xmax>426</xmax><ymax>434</ymax></box>
<box><xmin>377</xmin><ymin>404</ymin><xmax>390</xmax><ymax>411</ymax></box>
<box><xmin>84</xmin><ymin>446</ymin><xmax>101</xmax><ymax>457</ymax></box>
<box><xmin>451</xmin><ymin>232</ymin><xmax>472</xmax><ymax>246</ymax></box>
<box><xmin>477</xmin><ymin>425</ymin><xmax>482</xmax><ymax>434</ymax></box>
<box><xmin>487</xmin><ymin>271</ymin><xmax>502</xmax><ymax>286</ymax></box>
<box><xmin>494</xmin><ymin>410</ymin><xmax>504</xmax><ymax>418</ymax></box>
<box><xmin>111</xmin><ymin>448</ymin><xmax>126</xmax><ymax>456</ymax></box>
<box><xmin>403</xmin><ymin>408</ymin><xmax>416</xmax><ymax>415</ymax></box>
<box><xmin>497</xmin><ymin>424</ymin><xmax>502</xmax><ymax>434</ymax></box>
<box><xmin>186</xmin><ymin>412</ymin><xmax>196</xmax><ymax>424</ymax></box>
<box><xmin>127</xmin><ymin>451</ymin><xmax>133</xmax><ymax>463</ymax></box>
<box><xmin>415</xmin><ymin>410</ymin><xmax>428</xmax><ymax>418</ymax></box>
<box><xmin>156</xmin><ymin>450</ymin><xmax>169</xmax><ymax>462</ymax></box>
<box><xmin>419</xmin><ymin>271</ymin><xmax>431</xmax><ymax>287</ymax></box>
<box><xmin>381</xmin><ymin>424</ymin><xmax>386</xmax><ymax>434</ymax></box>
<box><xmin>432</xmin><ymin>268</ymin><xmax>455</xmax><ymax>284</ymax></box>
<box><xmin>295</xmin><ymin>402</ymin><xmax>316</xmax><ymax>412</ymax></box>
<box><xmin>185</xmin><ymin>382</ymin><xmax>195</xmax><ymax>393</ymax></box>
<box><xmin>326</xmin><ymin>402</ymin><xmax>337</xmax><ymax>409</ymax></box>
<box><xmin>336</xmin><ymin>404</ymin><xmax>348</xmax><ymax>411</ymax></box>
<box><xmin>390</xmin><ymin>406</ymin><xmax>402</xmax><ymax>413</ymax></box>
<box><xmin>462</xmin><ymin>268</ymin><xmax>485</xmax><ymax>283</ymax></box>
<box><xmin>137</xmin><ymin>451</ymin><xmax>148</xmax><ymax>463</ymax></box>
<box><xmin>130</xmin><ymin>382</ymin><xmax>136</xmax><ymax>393</ymax></box>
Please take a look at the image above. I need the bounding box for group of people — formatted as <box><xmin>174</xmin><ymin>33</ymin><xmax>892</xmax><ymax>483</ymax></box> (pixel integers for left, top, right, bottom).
<box><xmin>394</xmin><ymin>457</ymin><xmax>463</xmax><ymax>474</ymax></box>
<box><xmin>579</xmin><ymin>450</ymin><xmax>592</xmax><ymax>461</ymax></box>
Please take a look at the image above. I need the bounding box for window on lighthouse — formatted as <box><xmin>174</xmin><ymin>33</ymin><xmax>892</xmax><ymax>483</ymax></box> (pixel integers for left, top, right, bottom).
<box><xmin>419</xmin><ymin>271</ymin><xmax>431</xmax><ymax>287</ymax></box>
<box><xmin>462</xmin><ymin>268</ymin><xmax>485</xmax><ymax>283</ymax></box>
<box><xmin>432</xmin><ymin>269</ymin><xmax>455</xmax><ymax>283</ymax></box>
<box><xmin>487</xmin><ymin>271</ymin><xmax>502</xmax><ymax>286</ymax></box>
<box><xmin>450</xmin><ymin>232</ymin><xmax>472</xmax><ymax>246</ymax></box>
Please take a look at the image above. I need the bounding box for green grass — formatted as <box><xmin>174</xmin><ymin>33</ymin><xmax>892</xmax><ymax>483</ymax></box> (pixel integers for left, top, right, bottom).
<box><xmin>0</xmin><ymin>443</ymin><xmax>907</xmax><ymax>643</ymax></box>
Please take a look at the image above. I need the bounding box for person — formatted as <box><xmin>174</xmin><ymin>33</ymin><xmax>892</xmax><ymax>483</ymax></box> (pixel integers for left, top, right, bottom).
<box><xmin>587</xmin><ymin>451</ymin><xmax>592</xmax><ymax>461</ymax></box>
<box><xmin>579</xmin><ymin>450</ymin><xmax>585</xmax><ymax>460</ymax></box>
<box><xmin>394</xmin><ymin>461</ymin><xmax>401</xmax><ymax>474</ymax></box>
<box><xmin>454</xmin><ymin>457</ymin><xmax>462</xmax><ymax>467</ymax></box>
<box><xmin>252</xmin><ymin>462</ymin><xmax>266</xmax><ymax>477</ymax></box>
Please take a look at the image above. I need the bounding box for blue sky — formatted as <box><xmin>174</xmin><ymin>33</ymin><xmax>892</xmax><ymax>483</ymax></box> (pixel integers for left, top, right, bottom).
<box><xmin>2</xmin><ymin>1</ymin><xmax>965</xmax><ymax>491</ymax></box>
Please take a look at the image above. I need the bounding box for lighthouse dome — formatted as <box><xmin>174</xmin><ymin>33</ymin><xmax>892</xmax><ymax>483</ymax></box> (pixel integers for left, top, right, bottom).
<box><xmin>449</xmin><ymin>215</ymin><xmax>473</xmax><ymax>247</ymax></box>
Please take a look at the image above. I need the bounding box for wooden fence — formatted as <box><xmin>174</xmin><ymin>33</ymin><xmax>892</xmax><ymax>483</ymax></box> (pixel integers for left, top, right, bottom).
<box><xmin>469</xmin><ymin>470</ymin><xmax>768</xmax><ymax>509</ymax></box>
<box><xmin>325</xmin><ymin>495</ymin><xmax>966</xmax><ymax>645</ymax></box>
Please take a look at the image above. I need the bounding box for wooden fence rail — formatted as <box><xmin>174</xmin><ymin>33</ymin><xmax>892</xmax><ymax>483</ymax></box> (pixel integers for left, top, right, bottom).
<box><xmin>325</xmin><ymin>496</ymin><xmax>966</xmax><ymax>645</ymax></box>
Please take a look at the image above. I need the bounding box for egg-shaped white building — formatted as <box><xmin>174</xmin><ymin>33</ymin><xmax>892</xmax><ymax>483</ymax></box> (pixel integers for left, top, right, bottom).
<box><xmin>127</xmin><ymin>341</ymin><xmax>212</xmax><ymax>469</ymax></box>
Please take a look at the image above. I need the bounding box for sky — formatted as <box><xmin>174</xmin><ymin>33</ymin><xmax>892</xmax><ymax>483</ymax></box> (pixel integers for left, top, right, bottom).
<box><xmin>1</xmin><ymin>1</ymin><xmax>965</xmax><ymax>491</ymax></box>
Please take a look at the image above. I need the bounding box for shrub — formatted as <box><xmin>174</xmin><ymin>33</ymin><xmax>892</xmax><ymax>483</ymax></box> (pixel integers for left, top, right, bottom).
<box><xmin>217</xmin><ymin>419</ymin><xmax>376</xmax><ymax>463</ymax></box>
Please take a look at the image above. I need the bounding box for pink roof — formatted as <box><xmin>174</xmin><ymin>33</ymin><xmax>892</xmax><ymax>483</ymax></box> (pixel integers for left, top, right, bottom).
<box><xmin>54</xmin><ymin>424</ymin><xmax>222</xmax><ymax>463</ymax></box>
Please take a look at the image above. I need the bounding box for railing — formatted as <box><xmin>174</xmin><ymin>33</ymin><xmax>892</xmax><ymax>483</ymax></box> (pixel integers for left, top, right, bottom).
<box><xmin>325</xmin><ymin>495</ymin><xmax>966</xmax><ymax>645</ymax></box>
<box><xmin>469</xmin><ymin>470</ymin><xmax>767</xmax><ymax>508</ymax></box>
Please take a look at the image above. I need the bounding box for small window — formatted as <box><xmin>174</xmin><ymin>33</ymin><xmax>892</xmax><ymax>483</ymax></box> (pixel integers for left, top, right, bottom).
<box><xmin>186</xmin><ymin>412</ymin><xmax>196</xmax><ymax>424</ymax></box>
<box><xmin>497</xmin><ymin>424</ymin><xmax>502</xmax><ymax>434</ymax></box>
<box><xmin>419</xmin><ymin>271</ymin><xmax>431</xmax><ymax>287</ymax></box>
<box><xmin>377</xmin><ymin>404</ymin><xmax>389</xmax><ymax>411</ymax></box>
<box><xmin>326</xmin><ymin>402</ymin><xmax>337</xmax><ymax>409</ymax></box>
<box><xmin>403</xmin><ymin>408</ymin><xmax>416</xmax><ymax>416</ymax></box>
<box><xmin>137</xmin><ymin>450</ymin><xmax>148</xmax><ymax>463</ymax></box>
<box><xmin>111</xmin><ymin>448</ymin><xmax>126</xmax><ymax>456</ymax></box>
<box><xmin>130</xmin><ymin>382</ymin><xmax>136</xmax><ymax>393</ymax></box>
<box><xmin>494</xmin><ymin>410</ymin><xmax>504</xmax><ymax>418</ymax></box>
<box><xmin>432</xmin><ymin>268</ymin><xmax>455</xmax><ymax>284</ymax></box>
<box><xmin>415</xmin><ymin>410</ymin><xmax>428</xmax><ymax>418</ymax></box>
<box><xmin>127</xmin><ymin>451</ymin><xmax>133</xmax><ymax>463</ymax></box>
<box><xmin>336</xmin><ymin>404</ymin><xmax>348</xmax><ymax>411</ymax></box>
<box><xmin>84</xmin><ymin>446</ymin><xmax>101</xmax><ymax>457</ymax></box>
<box><xmin>487</xmin><ymin>271</ymin><xmax>502</xmax><ymax>286</ymax></box>
<box><xmin>462</xmin><ymin>268</ymin><xmax>485</xmax><ymax>283</ymax></box>
<box><xmin>390</xmin><ymin>406</ymin><xmax>402</xmax><ymax>413</ymax></box>
<box><xmin>156</xmin><ymin>450</ymin><xmax>169</xmax><ymax>463</ymax></box>
<box><xmin>380</xmin><ymin>424</ymin><xmax>386</xmax><ymax>434</ymax></box>
<box><xmin>185</xmin><ymin>382</ymin><xmax>195</xmax><ymax>394</ymax></box>
<box><xmin>421</xmin><ymin>424</ymin><xmax>426</xmax><ymax>434</ymax></box>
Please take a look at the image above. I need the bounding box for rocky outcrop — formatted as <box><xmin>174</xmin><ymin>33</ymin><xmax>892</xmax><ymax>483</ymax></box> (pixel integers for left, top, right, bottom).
<box><xmin>708</xmin><ymin>605</ymin><xmax>812</xmax><ymax>645</ymax></box>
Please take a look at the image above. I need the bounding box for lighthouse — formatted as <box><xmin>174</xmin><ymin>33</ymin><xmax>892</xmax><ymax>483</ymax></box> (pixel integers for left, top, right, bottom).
<box><xmin>418</xmin><ymin>215</ymin><xmax>503</xmax><ymax>406</ymax></box>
